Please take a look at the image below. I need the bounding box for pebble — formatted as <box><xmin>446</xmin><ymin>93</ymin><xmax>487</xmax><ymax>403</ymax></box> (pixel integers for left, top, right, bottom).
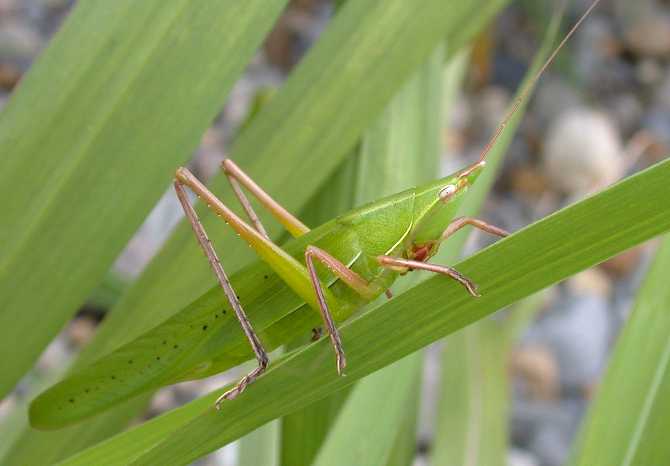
<box><xmin>35</xmin><ymin>336</ymin><xmax>71</xmax><ymax>373</ymax></box>
<box><xmin>531</xmin><ymin>76</ymin><xmax>581</xmax><ymax>129</ymax></box>
<box><xmin>67</xmin><ymin>315</ymin><xmax>98</xmax><ymax>348</ymax></box>
<box><xmin>574</xmin><ymin>16</ymin><xmax>619</xmax><ymax>88</ymax></box>
<box><xmin>509</xmin><ymin>448</ymin><xmax>539</xmax><ymax>466</ymax></box>
<box><xmin>0</xmin><ymin>22</ymin><xmax>43</xmax><ymax>68</ymax></box>
<box><xmin>624</xmin><ymin>13</ymin><xmax>670</xmax><ymax>58</ymax></box>
<box><xmin>510</xmin><ymin>344</ymin><xmax>559</xmax><ymax>401</ymax></box>
<box><xmin>0</xmin><ymin>0</ymin><xmax>20</xmax><ymax>15</ymax></box>
<box><xmin>567</xmin><ymin>269</ymin><xmax>611</xmax><ymax>298</ymax></box>
<box><xmin>636</xmin><ymin>58</ymin><xmax>664</xmax><ymax>86</ymax></box>
<box><xmin>542</xmin><ymin>108</ymin><xmax>624</xmax><ymax>194</ymax></box>
<box><xmin>642</xmin><ymin>105</ymin><xmax>670</xmax><ymax>148</ymax></box>
<box><xmin>0</xmin><ymin>62</ymin><xmax>21</xmax><ymax>89</ymax></box>
<box><xmin>606</xmin><ymin>93</ymin><xmax>643</xmax><ymax>134</ymax></box>
<box><xmin>599</xmin><ymin>245</ymin><xmax>646</xmax><ymax>279</ymax></box>
<box><xmin>654</xmin><ymin>70</ymin><xmax>670</xmax><ymax>107</ymax></box>
<box><xmin>147</xmin><ymin>387</ymin><xmax>176</xmax><ymax>418</ymax></box>
<box><xmin>523</xmin><ymin>291</ymin><xmax>610</xmax><ymax>391</ymax></box>
<box><xmin>528</xmin><ymin>399</ymin><xmax>586</xmax><ymax>466</ymax></box>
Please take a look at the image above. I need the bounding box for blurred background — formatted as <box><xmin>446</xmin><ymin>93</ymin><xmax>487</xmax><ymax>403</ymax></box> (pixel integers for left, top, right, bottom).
<box><xmin>1</xmin><ymin>0</ymin><xmax>669</xmax><ymax>465</ymax></box>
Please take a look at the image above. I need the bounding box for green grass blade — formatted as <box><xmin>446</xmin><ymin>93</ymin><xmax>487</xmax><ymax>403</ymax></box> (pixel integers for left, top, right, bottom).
<box><xmin>384</xmin><ymin>394</ymin><xmax>422</xmax><ymax>466</ymax></box>
<box><xmin>312</xmin><ymin>354</ymin><xmax>423</xmax><ymax>466</ymax></box>
<box><xmin>238</xmin><ymin>419</ymin><xmax>280</xmax><ymax>466</ymax></box>
<box><xmin>432</xmin><ymin>322</ymin><xmax>510</xmax><ymax>466</ymax></box>
<box><xmin>431</xmin><ymin>292</ymin><xmax>553</xmax><ymax>466</ymax></box>
<box><xmin>570</xmin><ymin>235</ymin><xmax>670</xmax><ymax>466</ymax></box>
<box><xmin>0</xmin><ymin>0</ymin><xmax>288</xmax><ymax>399</ymax></box>
<box><xmin>4</xmin><ymin>1</ymin><xmax>509</xmax><ymax>462</ymax></box>
<box><xmin>58</xmin><ymin>159</ymin><xmax>670</xmax><ymax>466</ymax></box>
<box><xmin>279</xmin><ymin>386</ymin><xmax>349</xmax><ymax>466</ymax></box>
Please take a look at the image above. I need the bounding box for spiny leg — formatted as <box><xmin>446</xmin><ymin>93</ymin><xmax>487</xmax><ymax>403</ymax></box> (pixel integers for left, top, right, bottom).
<box><xmin>378</xmin><ymin>217</ymin><xmax>509</xmax><ymax>297</ymax></box>
<box><xmin>304</xmin><ymin>245</ymin><xmax>379</xmax><ymax>376</ymax></box>
<box><xmin>377</xmin><ymin>256</ymin><xmax>480</xmax><ymax>297</ymax></box>
<box><xmin>174</xmin><ymin>173</ymin><xmax>270</xmax><ymax>407</ymax></box>
<box><xmin>222</xmin><ymin>159</ymin><xmax>309</xmax><ymax>238</ymax></box>
<box><xmin>441</xmin><ymin>216</ymin><xmax>509</xmax><ymax>242</ymax></box>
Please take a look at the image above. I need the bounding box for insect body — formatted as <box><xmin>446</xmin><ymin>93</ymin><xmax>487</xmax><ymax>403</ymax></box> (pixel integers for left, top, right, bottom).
<box><xmin>29</xmin><ymin>160</ymin><xmax>502</xmax><ymax>429</ymax></box>
<box><xmin>29</xmin><ymin>0</ymin><xmax>602</xmax><ymax>430</ymax></box>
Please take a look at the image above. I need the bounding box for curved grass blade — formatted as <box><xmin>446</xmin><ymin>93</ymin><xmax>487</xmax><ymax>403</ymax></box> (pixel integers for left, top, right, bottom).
<box><xmin>0</xmin><ymin>0</ymin><xmax>289</xmax><ymax>399</ymax></box>
<box><xmin>570</xmin><ymin>235</ymin><xmax>670</xmax><ymax>466</ymax></box>
<box><xmin>56</xmin><ymin>158</ymin><xmax>670</xmax><ymax>466</ymax></box>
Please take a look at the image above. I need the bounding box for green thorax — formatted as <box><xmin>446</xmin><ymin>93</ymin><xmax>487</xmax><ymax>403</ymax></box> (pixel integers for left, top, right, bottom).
<box><xmin>334</xmin><ymin>161</ymin><xmax>484</xmax><ymax>273</ymax></box>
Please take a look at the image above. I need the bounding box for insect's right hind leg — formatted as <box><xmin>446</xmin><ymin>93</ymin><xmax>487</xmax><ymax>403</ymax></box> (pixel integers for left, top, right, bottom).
<box><xmin>173</xmin><ymin>172</ymin><xmax>269</xmax><ymax>407</ymax></box>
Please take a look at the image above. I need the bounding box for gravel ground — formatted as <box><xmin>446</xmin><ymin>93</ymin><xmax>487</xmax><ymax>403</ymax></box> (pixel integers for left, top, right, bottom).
<box><xmin>1</xmin><ymin>1</ymin><xmax>668</xmax><ymax>465</ymax></box>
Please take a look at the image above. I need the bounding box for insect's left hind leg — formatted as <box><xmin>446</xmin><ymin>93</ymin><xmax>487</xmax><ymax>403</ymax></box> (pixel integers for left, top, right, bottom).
<box><xmin>173</xmin><ymin>177</ymin><xmax>269</xmax><ymax>407</ymax></box>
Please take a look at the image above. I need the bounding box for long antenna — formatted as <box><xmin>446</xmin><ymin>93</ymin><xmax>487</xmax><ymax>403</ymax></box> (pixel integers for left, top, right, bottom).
<box><xmin>477</xmin><ymin>0</ymin><xmax>603</xmax><ymax>164</ymax></box>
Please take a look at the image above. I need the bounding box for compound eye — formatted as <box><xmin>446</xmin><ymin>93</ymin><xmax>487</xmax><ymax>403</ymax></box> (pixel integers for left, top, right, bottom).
<box><xmin>439</xmin><ymin>184</ymin><xmax>457</xmax><ymax>202</ymax></box>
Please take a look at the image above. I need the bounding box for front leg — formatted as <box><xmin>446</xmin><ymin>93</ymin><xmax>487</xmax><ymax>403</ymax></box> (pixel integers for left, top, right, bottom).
<box><xmin>377</xmin><ymin>256</ymin><xmax>480</xmax><ymax>297</ymax></box>
<box><xmin>378</xmin><ymin>216</ymin><xmax>509</xmax><ymax>297</ymax></box>
<box><xmin>441</xmin><ymin>216</ymin><xmax>509</xmax><ymax>242</ymax></box>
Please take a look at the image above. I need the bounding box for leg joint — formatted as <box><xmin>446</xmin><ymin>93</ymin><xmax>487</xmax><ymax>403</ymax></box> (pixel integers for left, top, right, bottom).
<box><xmin>258</xmin><ymin>353</ymin><xmax>269</xmax><ymax>370</ymax></box>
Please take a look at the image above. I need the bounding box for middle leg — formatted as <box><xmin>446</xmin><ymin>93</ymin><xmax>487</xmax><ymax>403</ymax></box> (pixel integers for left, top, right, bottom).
<box><xmin>304</xmin><ymin>245</ymin><xmax>380</xmax><ymax>375</ymax></box>
<box><xmin>377</xmin><ymin>256</ymin><xmax>480</xmax><ymax>297</ymax></box>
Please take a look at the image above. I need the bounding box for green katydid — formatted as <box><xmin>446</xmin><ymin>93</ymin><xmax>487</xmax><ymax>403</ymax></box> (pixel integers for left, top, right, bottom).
<box><xmin>29</xmin><ymin>0</ymin><xmax>601</xmax><ymax>431</ymax></box>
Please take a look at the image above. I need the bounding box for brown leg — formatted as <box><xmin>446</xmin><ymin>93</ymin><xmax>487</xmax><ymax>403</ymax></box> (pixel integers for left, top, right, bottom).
<box><xmin>377</xmin><ymin>256</ymin><xmax>480</xmax><ymax>297</ymax></box>
<box><xmin>383</xmin><ymin>217</ymin><xmax>505</xmax><ymax>297</ymax></box>
<box><xmin>174</xmin><ymin>176</ymin><xmax>269</xmax><ymax>407</ymax></box>
<box><xmin>441</xmin><ymin>216</ymin><xmax>509</xmax><ymax>242</ymax></box>
<box><xmin>222</xmin><ymin>159</ymin><xmax>309</xmax><ymax>238</ymax></box>
<box><xmin>304</xmin><ymin>245</ymin><xmax>381</xmax><ymax>375</ymax></box>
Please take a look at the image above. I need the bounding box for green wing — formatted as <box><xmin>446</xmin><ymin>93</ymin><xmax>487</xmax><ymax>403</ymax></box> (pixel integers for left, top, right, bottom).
<box><xmin>29</xmin><ymin>221</ymin><xmax>355</xmax><ymax>430</ymax></box>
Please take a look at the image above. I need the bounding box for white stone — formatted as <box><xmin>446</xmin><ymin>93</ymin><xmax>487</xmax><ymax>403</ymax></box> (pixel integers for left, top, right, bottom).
<box><xmin>543</xmin><ymin>108</ymin><xmax>623</xmax><ymax>194</ymax></box>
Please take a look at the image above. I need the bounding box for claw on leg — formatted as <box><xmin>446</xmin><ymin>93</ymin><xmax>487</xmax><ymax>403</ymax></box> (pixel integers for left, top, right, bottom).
<box><xmin>336</xmin><ymin>351</ymin><xmax>347</xmax><ymax>376</ymax></box>
<box><xmin>450</xmin><ymin>270</ymin><xmax>482</xmax><ymax>298</ymax></box>
<box><xmin>215</xmin><ymin>358</ymin><xmax>268</xmax><ymax>409</ymax></box>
